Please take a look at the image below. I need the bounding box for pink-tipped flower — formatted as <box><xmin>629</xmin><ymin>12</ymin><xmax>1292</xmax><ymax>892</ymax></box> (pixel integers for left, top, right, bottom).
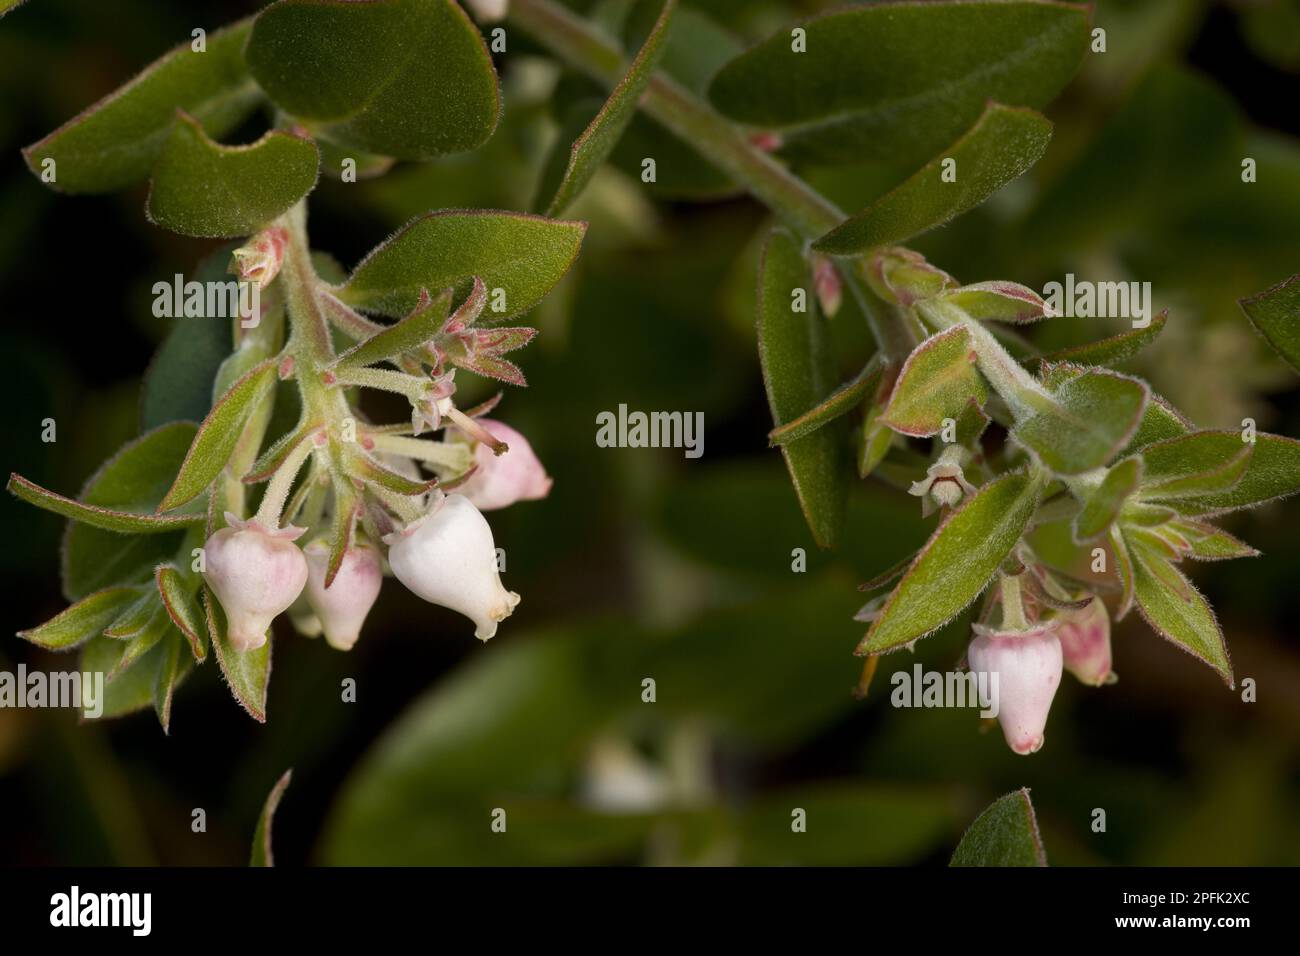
<box><xmin>908</xmin><ymin>447</ymin><xmax>977</xmax><ymax>517</ymax></box>
<box><xmin>1056</xmin><ymin>595</ymin><xmax>1115</xmax><ymax>687</ymax></box>
<box><xmin>812</xmin><ymin>255</ymin><xmax>843</xmax><ymax>319</ymax></box>
<box><xmin>202</xmin><ymin>514</ymin><xmax>308</xmax><ymax>651</ymax></box>
<box><xmin>456</xmin><ymin>419</ymin><xmax>552</xmax><ymax>511</ymax></box>
<box><xmin>230</xmin><ymin>226</ymin><xmax>288</xmax><ymax>289</ymax></box>
<box><xmin>303</xmin><ymin>541</ymin><xmax>383</xmax><ymax>651</ymax></box>
<box><xmin>384</xmin><ymin>493</ymin><xmax>520</xmax><ymax>641</ymax></box>
<box><xmin>967</xmin><ymin>622</ymin><xmax>1063</xmax><ymax>755</ymax></box>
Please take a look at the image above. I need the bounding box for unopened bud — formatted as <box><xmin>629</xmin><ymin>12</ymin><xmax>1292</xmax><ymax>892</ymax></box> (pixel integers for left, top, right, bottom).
<box><xmin>456</xmin><ymin>419</ymin><xmax>552</xmax><ymax>511</ymax></box>
<box><xmin>1056</xmin><ymin>595</ymin><xmax>1114</xmax><ymax>686</ymax></box>
<box><xmin>812</xmin><ymin>255</ymin><xmax>843</xmax><ymax>318</ymax></box>
<box><xmin>967</xmin><ymin>622</ymin><xmax>1063</xmax><ymax>755</ymax></box>
<box><xmin>230</xmin><ymin>226</ymin><xmax>288</xmax><ymax>289</ymax></box>
<box><xmin>303</xmin><ymin>541</ymin><xmax>382</xmax><ymax>651</ymax></box>
<box><xmin>865</xmin><ymin>247</ymin><xmax>956</xmax><ymax>307</ymax></box>
<box><xmin>202</xmin><ymin>514</ymin><xmax>308</xmax><ymax>651</ymax></box>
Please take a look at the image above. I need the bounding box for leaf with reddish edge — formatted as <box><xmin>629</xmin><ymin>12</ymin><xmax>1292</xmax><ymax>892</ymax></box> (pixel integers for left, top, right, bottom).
<box><xmin>950</xmin><ymin>789</ymin><xmax>1046</xmax><ymax>867</ymax></box>
<box><xmin>937</xmin><ymin>281</ymin><xmax>1055</xmax><ymax>324</ymax></box>
<box><xmin>332</xmin><ymin>287</ymin><xmax>456</xmax><ymax>371</ymax></box>
<box><xmin>540</xmin><ymin>0</ymin><xmax>678</xmax><ymax>215</ymax></box>
<box><xmin>349</xmin><ymin>448</ymin><xmax>438</xmax><ymax>497</ymax></box>
<box><xmin>1170</xmin><ymin>520</ymin><xmax>1260</xmax><ymax>561</ymax></box>
<box><xmin>325</xmin><ymin>479</ymin><xmax>359</xmax><ymax>589</ymax></box>
<box><xmin>859</xmin><ymin>471</ymin><xmax>1042</xmax><ymax>655</ymax></box>
<box><xmin>153</xmin><ymin>632</ymin><xmax>193</xmax><ymax>734</ymax></box>
<box><xmin>1110</xmin><ymin>524</ymin><xmax>1136</xmax><ymax>619</ymax></box>
<box><xmin>159</xmin><ymin>357</ymin><xmax>278</xmax><ymax>511</ymax></box>
<box><xmin>1148</xmin><ymin>431</ymin><xmax>1300</xmax><ymax>516</ymax></box>
<box><xmin>244</xmin><ymin>425</ymin><xmax>319</xmax><ymax>485</ymax></box>
<box><xmin>251</xmin><ymin>769</ymin><xmax>293</xmax><ymax>866</ymax></box>
<box><xmin>156</xmin><ymin>563</ymin><xmax>207</xmax><ymax>661</ymax></box>
<box><xmin>203</xmin><ymin>584</ymin><xmax>271</xmax><ymax>722</ymax></box>
<box><xmin>7</xmin><ymin>474</ymin><xmax>204</xmax><ymax>533</ymax></box>
<box><xmin>337</xmin><ymin>210</ymin><xmax>586</xmax><ymax>320</ymax></box>
<box><xmin>1141</xmin><ymin>433</ymin><xmax>1253</xmax><ymax>499</ymax></box>
<box><xmin>880</xmin><ymin>326</ymin><xmax>987</xmax><ymax>438</ymax></box>
<box><xmin>1239</xmin><ymin>273</ymin><xmax>1300</xmax><ymax>375</ymax></box>
<box><xmin>16</xmin><ymin>586</ymin><xmax>139</xmax><ymax>651</ymax></box>
<box><xmin>1041</xmin><ymin>310</ymin><xmax>1168</xmax><ymax>367</ymax></box>
<box><xmin>1128</xmin><ymin>534</ymin><xmax>1233</xmax><ymax>686</ymax></box>
<box><xmin>769</xmin><ymin>355</ymin><xmax>884</xmax><ymax>446</ymax></box>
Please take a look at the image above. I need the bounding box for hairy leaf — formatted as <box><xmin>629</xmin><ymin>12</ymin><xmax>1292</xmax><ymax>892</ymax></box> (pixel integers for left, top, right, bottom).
<box><xmin>16</xmin><ymin>586</ymin><xmax>139</xmax><ymax>651</ymax></box>
<box><xmin>880</xmin><ymin>326</ymin><xmax>987</xmax><ymax>437</ymax></box>
<box><xmin>1239</xmin><ymin>273</ymin><xmax>1300</xmax><ymax>374</ymax></box>
<box><xmin>950</xmin><ymin>789</ymin><xmax>1046</xmax><ymax>867</ymax></box>
<box><xmin>1014</xmin><ymin>370</ymin><xmax>1149</xmax><ymax>475</ymax></box>
<box><xmin>1074</xmin><ymin>456</ymin><xmax>1142</xmax><ymax>542</ymax></box>
<box><xmin>251</xmin><ymin>769</ymin><xmax>293</xmax><ymax>866</ymax></box>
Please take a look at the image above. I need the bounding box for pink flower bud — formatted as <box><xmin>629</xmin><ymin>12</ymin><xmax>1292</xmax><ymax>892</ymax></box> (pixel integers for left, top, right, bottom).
<box><xmin>967</xmin><ymin>623</ymin><xmax>1063</xmax><ymax>755</ymax></box>
<box><xmin>202</xmin><ymin>514</ymin><xmax>308</xmax><ymax>651</ymax></box>
<box><xmin>456</xmin><ymin>419</ymin><xmax>553</xmax><ymax>511</ymax></box>
<box><xmin>303</xmin><ymin>541</ymin><xmax>383</xmax><ymax>651</ymax></box>
<box><xmin>1056</xmin><ymin>596</ymin><xmax>1114</xmax><ymax>686</ymax></box>
<box><xmin>230</xmin><ymin>226</ymin><xmax>288</xmax><ymax>289</ymax></box>
<box><xmin>812</xmin><ymin>255</ymin><xmax>843</xmax><ymax>318</ymax></box>
<box><xmin>384</xmin><ymin>493</ymin><xmax>520</xmax><ymax>641</ymax></box>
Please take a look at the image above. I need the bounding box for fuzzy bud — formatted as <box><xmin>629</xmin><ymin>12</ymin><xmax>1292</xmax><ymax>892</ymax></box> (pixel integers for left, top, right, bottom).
<box><xmin>1056</xmin><ymin>596</ymin><xmax>1114</xmax><ymax>686</ymax></box>
<box><xmin>967</xmin><ymin>623</ymin><xmax>1063</xmax><ymax>755</ymax></box>
<box><xmin>202</xmin><ymin>514</ymin><xmax>308</xmax><ymax>651</ymax></box>
<box><xmin>303</xmin><ymin>541</ymin><xmax>383</xmax><ymax>651</ymax></box>
<box><xmin>230</xmin><ymin>226</ymin><xmax>288</xmax><ymax>289</ymax></box>
<box><xmin>456</xmin><ymin>419</ymin><xmax>553</xmax><ymax>511</ymax></box>
<box><xmin>384</xmin><ymin>493</ymin><xmax>520</xmax><ymax>641</ymax></box>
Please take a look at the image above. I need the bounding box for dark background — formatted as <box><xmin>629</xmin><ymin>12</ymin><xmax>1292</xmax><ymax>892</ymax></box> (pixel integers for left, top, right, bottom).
<box><xmin>1</xmin><ymin>0</ymin><xmax>1298</xmax><ymax>866</ymax></box>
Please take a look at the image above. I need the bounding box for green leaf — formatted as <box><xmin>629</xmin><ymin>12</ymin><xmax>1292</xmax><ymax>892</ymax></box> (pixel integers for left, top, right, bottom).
<box><xmin>203</xmin><ymin>585</ymin><xmax>272</xmax><ymax>722</ymax></box>
<box><xmin>880</xmin><ymin>326</ymin><xmax>987</xmax><ymax>437</ymax></box>
<box><xmin>1171</xmin><ymin>520</ymin><xmax>1260</xmax><ymax>562</ymax></box>
<box><xmin>541</xmin><ymin>0</ymin><xmax>677</xmax><ymax>215</ymax></box>
<box><xmin>1128</xmin><ymin>534</ymin><xmax>1233</xmax><ymax>685</ymax></box>
<box><xmin>756</xmin><ymin>228</ymin><xmax>846</xmax><ymax>549</ymax></box>
<box><xmin>152</xmin><ymin>631</ymin><xmax>193</xmax><ymax>734</ymax></box>
<box><xmin>156</xmin><ymin>564</ymin><xmax>207</xmax><ymax>661</ymax></box>
<box><xmin>1140</xmin><ymin>431</ymin><xmax>1253</xmax><ymax>500</ymax></box>
<box><xmin>1149</xmin><ymin>431</ymin><xmax>1300</xmax><ymax>516</ymax></box>
<box><xmin>159</xmin><ymin>358</ymin><xmax>278</xmax><ymax>511</ymax></box>
<box><xmin>708</xmin><ymin>1</ymin><xmax>1088</xmax><ymax>167</ymax></box>
<box><xmin>146</xmin><ymin>114</ymin><xmax>320</xmax><ymax>238</ymax></box>
<box><xmin>58</xmin><ymin>423</ymin><xmax>201</xmax><ymax>602</ymax></box>
<box><xmin>16</xmin><ymin>587</ymin><xmax>139</xmax><ymax>651</ymax></box>
<box><xmin>246</xmin><ymin>0</ymin><xmax>499</xmax><ymax>160</ymax></box>
<box><xmin>251</xmin><ymin>769</ymin><xmax>293</xmax><ymax>866</ymax></box>
<box><xmin>141</xmin><ymin>247</ymin><xmax>239</xmax><ymax>430</ymax></box>
<box><xmin>936</xmin><ymin>280</ymin><xmax>1053</xmax><ymax>324</ymax></box>
<box><xmin>1123</xmin><ymin>391</ymin><xmax>1192</xmax><ymax>454</ymax></box>
<box><xmin>83</xmin><ymin>637</ymin><xmax>169</xmax><ymax>721</ymax></box>
<box><xmin>1041</xmin><ymin>310</ymin><xmax>1168</xmax><ymax>367</ymax></box>
<box><xmin>950</xmin><ymin>789</ymin><xmax>1047</xmax><ymax>867</ymax></box>
<box><xmin>1239</xmin><ymin>273</ymin><xmax>1300</xmax><ymax>374</ymax></box>
<box><xmin>769</xmin><ymin>355</ymin><xmax>883</xmax><ymax>445</ymax></box>
<box><xmin>861</xmin><ymin>472</ymin><xmax>1042</xmax><ymax>654</ymax></box>
<box><xmin>22</xmin><ymin>20</ymin><xmax>261</xmax><ymax>194</ymax></box>
<box><xmin>815</xmin><ymin>104</ymin><xmax>1053</xmax><ymax>254</ymax></box>
<box><xmin>1013</xmin><ymin>369</ymin><xmax>1149</xmax><ymax>475</ymax></box>
<box><xmin>337</xmin><ymin>211</ymin><xmax>586</xmax><ymax>319</ymax></box>
<box><xmin>1074</xmin><ymin>455</ymin><xmax>1142</xmax><ymax>542</ymax></box>
<box><xmin>7</xmin><ymin>474</ymin><xmax>204</xmax><ymax>533</ymax></box>
<box><xmin>332</xmin><ymin>288</ymin><xmax>453</xmax><ymax>371</ymax></box>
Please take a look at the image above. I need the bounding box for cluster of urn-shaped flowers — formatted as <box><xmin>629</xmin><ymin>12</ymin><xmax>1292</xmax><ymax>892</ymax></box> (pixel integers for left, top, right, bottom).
<box><xmin>910</xmin><ymin>450</ymin><xmax>1115</xmax><ymax>756</ymax></box>
<box><xmin>202</xmin><ymin>419</ymin><xmax>552</xmax><ymax>653</ymax></box>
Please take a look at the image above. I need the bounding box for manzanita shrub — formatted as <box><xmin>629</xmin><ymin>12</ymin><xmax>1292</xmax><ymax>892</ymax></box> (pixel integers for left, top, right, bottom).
<box><xmin>8</xmin><ymin>0</ymin><xmax>1300</xmax><ymax>863</ymax></box>
<box><xmin>9</xmin><ymin>0</ymin><xmax>583</xmax><ymax>726</ymax></box>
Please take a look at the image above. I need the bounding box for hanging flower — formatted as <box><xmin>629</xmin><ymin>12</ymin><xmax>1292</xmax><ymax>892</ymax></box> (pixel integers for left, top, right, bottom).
<box><xmin>967</xmin><ymin>622</ymin><xmax>1063</xmax><ymax>755</ymax></box>
<box><xmin>1056</xmin><ymin>595</ymin><xmax>1115</xmax><ymax>687</ymax></box>
<box><xmin>384</xmin><ymin>493</ymin><xmax>520</xmax><ymax>640</ymax></box>
<box><xmin>202</xmin><ymin>514</ymin><xmax>308</xmax><ymax>652</ymax></box>
<box><xmin>302</xmin><ymin>541</ymin><xmax>383</xmax><ymax>651</ymax></box>
<box><xmin>455</xmin><ymin>419</ymin><xmax>553</xmax><ymax>511</ymax></box>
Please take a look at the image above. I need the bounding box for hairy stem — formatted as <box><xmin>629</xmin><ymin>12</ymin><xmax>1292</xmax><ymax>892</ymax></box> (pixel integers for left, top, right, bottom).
<box><xmin>508</xmin><ymin>0</ymin><xmax>915</xmax><ymax>358</ymax></box>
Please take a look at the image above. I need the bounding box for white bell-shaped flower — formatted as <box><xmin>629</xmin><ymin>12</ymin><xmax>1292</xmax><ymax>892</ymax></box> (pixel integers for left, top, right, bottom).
<box><xmin>967</xmin><ymin>622</ymin><xmax>1063</xmax><ymax>755</ymax></box>
<box><xmin>202</xmin><ymin>514</ymin><xmax>308</xmax><ymax>652</ymax></box>
<box><xmin>303</xmin><ymin>541</ymin><xmax>383</xmax><ymax>651</ymax></box>
<box><xmin>384</xmin><ymin>493</ymin><xmax>520</xmax><ymax>640</ymax></box>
